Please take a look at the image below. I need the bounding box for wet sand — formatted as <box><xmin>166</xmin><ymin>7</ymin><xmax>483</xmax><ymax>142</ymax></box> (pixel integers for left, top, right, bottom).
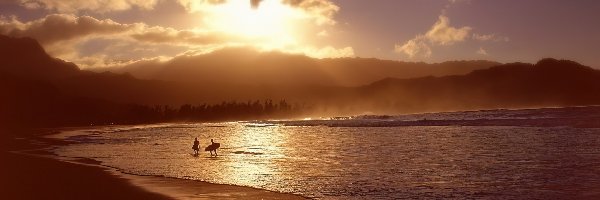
<box><xmin>0</xmin><ymin>150</ymin><xmax>171</xmax><ymax>200</ymax></box>
<box><xmin>0</xmin><ymin>128</ymin><xmax>306</xmax><ymax>200</ymax></box>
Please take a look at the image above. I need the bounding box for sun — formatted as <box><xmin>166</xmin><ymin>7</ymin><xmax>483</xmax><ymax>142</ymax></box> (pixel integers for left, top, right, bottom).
<box><xmin>202</xmin><ymin>0</ymin><xmax>305</xmax><ymax>49</ymax></box>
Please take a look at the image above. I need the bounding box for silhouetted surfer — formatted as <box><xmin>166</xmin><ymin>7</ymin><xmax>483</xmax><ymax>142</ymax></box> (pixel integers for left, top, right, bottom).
<box><xmin>205</xmin><ymin>139</ymin><xmax>220</xmax><ymax>156</ymax></box>
<box><xmin>192</xmin><ymin>137</ymin><xmax>200</xmax><ymax>155</ymax></box>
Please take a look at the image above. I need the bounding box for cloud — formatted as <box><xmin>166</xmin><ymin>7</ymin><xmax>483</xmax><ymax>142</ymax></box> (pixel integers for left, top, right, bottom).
<box><xmin>0</xmin><ymin>13</ymin><xmax>352</xmax><ymax>68</ymax></box>
<box><xmin>476</xmin><ymin>47</ymin><xmax>488</xmax><ymax>55</ymax></box>
<box><xmin>130</xmin><ymin>28</ymin><xmax>228</xmax><ymax>45</ymax></box>
<box><xmin>12</xmin><ymin>0</ymin><xmax>341</xmax><ymax>31</ymax></box>
<box><xmin>395</xmin><ymin>14</ymin><xmax>510</xmax><ymax>59</ymax></box>
<box><xmin>472</xmin><ymin>33</ymin><xmax>493</xmax><ymax>41</ymax></box>
<box><xmin>282</xmin><ymin>0</ymin><xmax>339</xmax><ymax>25</ymax></box>
<box><xmin>177</xmin><ymin>0</ymin><xmax>339</xmax><ymax>26</ymax></box>
<box><xmin>0</xmin><ymin>14</ymin><xmax>133</xmax><ymax>44</ymax></box>
<box><xmin>394</xmin><ymin>35</ymin><xmax>432</xmax><ymax>58</ymax></box>
<box><xmin>425</xmin><ymin>15</ymin><xmax>472</xmax><ymax>45</ymax></box>
<box><xmin>472</xmin><ymin>33</ymin><xmax>510</xmax><ymax>42</ymax></box>
<box><xmin>64</xmin><ymin>39</ymin><xmax>188</xmax><ymax>68</ymax></box>
<box><xmin>0</xmin><ymin>14</ymin><xmax>234</xmax><ymax>46</ymax></box>
<box><xmin>303</xmin><ymin>46</ymin><xmax>354</xmax><ymax>58</ymax></box>
<box><xmin>394</xmin><ymin>0</ymin><xmax>512</xmax><ymax>60</ymax></box>
<box><xmin>0</xmin><ymin>14</ymin><xmax>226</xmax><ymax>67</ymax></box>
<box><xmin>14</xmin><ymin>0</ymin><xmax>341</xmax><ymax>24</ymax></box>
<box><xmin>16</xmin><ymin>0</ymin><xmax>159</xmax><ymax>13</ymax></box>
<box><xmin>3</xmin><ymin>0</ymin><xmax>348</xmax><ymax>68</ymax></box>
<box><xmin>175</xmin><ymin>0</ymin><xmax>226</xmax><ymax>12</ymax></box>
<box><xmin>395</xmin><ymin>14</ymin><xmax>470</xmax><ymax>58</ymax></box>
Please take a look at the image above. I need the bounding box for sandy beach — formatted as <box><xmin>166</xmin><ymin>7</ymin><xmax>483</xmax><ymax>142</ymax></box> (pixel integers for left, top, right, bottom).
<box><xmin>0</xmin><ymin>128</ymin><xmax>305</xmax><ymax>200</ymax></box>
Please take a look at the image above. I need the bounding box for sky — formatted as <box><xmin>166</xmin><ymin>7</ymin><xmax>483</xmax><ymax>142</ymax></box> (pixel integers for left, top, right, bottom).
<box><xmin>1</xmin><ymin>0</ymin><xmax>599</xmax><ymax>68</ymax></box>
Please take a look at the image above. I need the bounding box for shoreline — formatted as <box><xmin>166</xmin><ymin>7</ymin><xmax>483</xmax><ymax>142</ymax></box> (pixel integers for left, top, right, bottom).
<box><xmin>1</xmin><ymin>127</ymin><xmax>307</xmax><ymax>200</ymax></box>
<box><xmin>0</xmin><ymin>148</ymin><xmax>170</xmax><ymax>199</ymax></box>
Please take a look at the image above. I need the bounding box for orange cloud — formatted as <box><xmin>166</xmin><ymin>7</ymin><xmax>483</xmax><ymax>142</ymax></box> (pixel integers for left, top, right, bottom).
<box><xmin>472</xmin><ymin>33</ymin><xmax>510</xmax><ymax>42</ymax></box>
<box><xmin>16</xmin><ymin>0</ymin><xmax>159</xmax><ymax>13</ymax></box>
<box><xmin>282</xmin><ymin>0</ymin><xmax>339</xmax><ymax>25</ymax></box>
<box><xmin>0</xmin><ymin>12</ymin><xmax>353</xmax><ymax>68</ymax></box>
<box><xmin>395</xmin><ymin>15</ymin><xmax>471</xmax><ymax>58</ymax></box>
<box><xmin>0</xmin><ymin>14</ymin><xmax>132</xmax><ymax>44</ymax></box>
<box><xmin>394</xmin><ymin>35</ymin><xmax>432</xmax><ymax>58</ymax></box>
<box><xmin>425</xmin><ymin>15</ymin><xmax>472</xmax><ymax>45</ymax></box>
<box><xmin>476</xmin><ymin>47</ymin><xmax>488</xmax><ymax>55</ymax></box>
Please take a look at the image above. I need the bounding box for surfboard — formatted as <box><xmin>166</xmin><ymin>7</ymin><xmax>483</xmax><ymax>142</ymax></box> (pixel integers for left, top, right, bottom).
<box><xmin>205</xmin><ymin>143</ymin><xmax>220</xmax><ymax>151</ymax></box>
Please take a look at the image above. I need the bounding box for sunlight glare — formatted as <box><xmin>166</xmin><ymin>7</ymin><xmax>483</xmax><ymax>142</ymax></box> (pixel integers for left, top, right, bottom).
<box><xmin>202</xmin><ymin>0</ymin><xmax>304</xmax><ymax>49</ymax></box>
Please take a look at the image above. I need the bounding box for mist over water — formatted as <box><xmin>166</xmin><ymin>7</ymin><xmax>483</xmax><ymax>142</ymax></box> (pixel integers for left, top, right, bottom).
<box><xmin>53</xmin><ymin>109</ymin><xmax>600</xmax><ymax>199</ymax></box>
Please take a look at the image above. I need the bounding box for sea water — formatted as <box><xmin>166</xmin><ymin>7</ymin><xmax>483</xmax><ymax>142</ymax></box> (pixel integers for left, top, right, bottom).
<box><xmin>53</xmin><ymin>107</ymin><xmax>600</xmax><ymax>199</ymax></box>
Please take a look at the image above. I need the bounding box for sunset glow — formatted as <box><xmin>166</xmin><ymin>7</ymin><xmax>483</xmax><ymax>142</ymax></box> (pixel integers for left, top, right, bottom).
<box><xmin>1</xmin><ymin>0</ymin><xmax>600</xmax><ymax>68</ymax></box>
<box><xmin>202</xmin><ymin>0</ymin><xmax>301</xmax><ymax>48</ymax></box>
<box><xmin>178</xmin><ymin>0</ymin><xmax>343</xmax><ymax>57</ymax></box>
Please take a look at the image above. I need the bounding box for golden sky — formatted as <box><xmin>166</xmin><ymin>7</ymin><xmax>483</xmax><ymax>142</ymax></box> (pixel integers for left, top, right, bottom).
<box><xmin>1</xmin><ymin>0</ymin><xmax>599</xmax><ymax>68</ymax></box>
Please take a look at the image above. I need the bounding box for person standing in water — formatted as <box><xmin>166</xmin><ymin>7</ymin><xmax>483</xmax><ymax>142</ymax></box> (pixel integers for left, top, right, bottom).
<box><xmin>192</xmin><ymin>137</ymin><xmax>200</xmax><ymax>155</ymax></box>
<box><xmin>207</xmin><ymin>139</ymin><xmax>220</xmax><ymax>156</ymax></box>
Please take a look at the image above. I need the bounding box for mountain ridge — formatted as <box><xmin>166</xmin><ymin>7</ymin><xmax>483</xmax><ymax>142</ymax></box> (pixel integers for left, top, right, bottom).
<box><xmin>2</xmin><ymin>35</ymin><xmax>600</xmax><ymax>127</ymax></box>
<box><xmin>355</xmin><ymin>58</ymin><xmax>600</xmax><ymax>114</ymax></box>
<box><xmin>94</xmin><ymin>47</ymin><xmax>501</xmax><ymax>87</ymax></box>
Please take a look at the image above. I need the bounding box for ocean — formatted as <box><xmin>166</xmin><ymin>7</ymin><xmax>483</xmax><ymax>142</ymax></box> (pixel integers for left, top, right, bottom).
<box><xmin>52</xmin><ymin>106</ymin><xmax>600</xmax><ymax>199</ymax></box>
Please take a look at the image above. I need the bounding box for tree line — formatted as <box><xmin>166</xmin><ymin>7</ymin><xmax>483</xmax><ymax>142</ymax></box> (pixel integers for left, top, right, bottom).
<box><xmin>125</xmin><ymin>99</ymin><xmax>305</xmax><ymax>124</ymax></box>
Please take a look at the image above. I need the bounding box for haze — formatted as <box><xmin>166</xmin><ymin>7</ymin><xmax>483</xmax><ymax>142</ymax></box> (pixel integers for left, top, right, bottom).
<box><xmin>2</xmin><ymin>0</ymin><xmax>600</xmax><ymax>124</ymax></box>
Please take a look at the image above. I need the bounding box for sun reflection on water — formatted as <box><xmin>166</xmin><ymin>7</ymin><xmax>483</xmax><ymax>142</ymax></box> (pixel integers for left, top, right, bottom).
<box><xmin>219</xmin><ymin>123</ymin><xmax>288</xmax><ymax>187</ymax></box>
<box><xmin>53</xmin><ymin>122</ymin><xmax>600</xmax><ymax>199</ymax></box>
